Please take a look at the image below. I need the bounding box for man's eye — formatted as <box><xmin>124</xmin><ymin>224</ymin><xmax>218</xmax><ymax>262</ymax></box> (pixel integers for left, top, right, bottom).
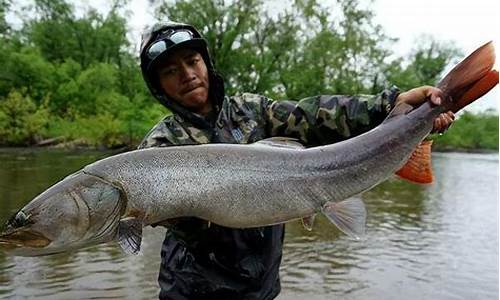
<box><xmin>189</xmin><ymin>58</ymin><xmax>199</xmax><ymax>65</ymax></box>
<box><xmin>162</xmin><ymin>68</ymin><xmax>177</xmax><ymax>76</ymax></box>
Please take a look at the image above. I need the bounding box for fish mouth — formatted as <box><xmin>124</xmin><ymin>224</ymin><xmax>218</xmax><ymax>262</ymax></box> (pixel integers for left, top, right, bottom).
<box><xmin>0</xmin><ymin>227</ymin><xmax>52</xmax><ymax>249</ymax></box>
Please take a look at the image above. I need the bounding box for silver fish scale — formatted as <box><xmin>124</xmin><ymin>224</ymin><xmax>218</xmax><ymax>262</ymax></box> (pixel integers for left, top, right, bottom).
<box><xmin>84</xmin><ymin>144</ymin><xmax>318</xmax><ymax>227</ymax></box>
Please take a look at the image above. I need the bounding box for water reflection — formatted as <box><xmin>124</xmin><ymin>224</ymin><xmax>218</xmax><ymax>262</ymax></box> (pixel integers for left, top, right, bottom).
<box><xmin>279</xmin><ymin>152</ymin><xmax>498</xmax><ymax>299</ymax></box>
<box><xmin>280</xmin><ymin>180</ymin><xmax>428</xmax><ymax>295</ymax></box>
<box><xmin>1</xmin><ymin>228</ymin><xmax>165</xmax><ymax>299</ymax></box>
<box><xmin>0</xmin><ymin>149</ymin><xmax>498</xmax><ymax>299</ymax></box>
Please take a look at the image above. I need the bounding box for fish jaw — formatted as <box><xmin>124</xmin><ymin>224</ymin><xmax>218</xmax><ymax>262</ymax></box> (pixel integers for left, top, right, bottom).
<box><xmin>0</xmin><ymin>226</ymin><xmax>52</xmax><ymax>255</ymax></box>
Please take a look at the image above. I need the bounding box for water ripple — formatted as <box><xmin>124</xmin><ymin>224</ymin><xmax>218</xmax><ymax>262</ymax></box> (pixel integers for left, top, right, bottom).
<box><xmin>0</xmin><ymin>151</ymin><xmax>498</xmax><ymax>299</ymax></box>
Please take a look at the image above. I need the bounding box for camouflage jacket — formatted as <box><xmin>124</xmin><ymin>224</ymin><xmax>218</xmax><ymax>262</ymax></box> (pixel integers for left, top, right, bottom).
<box><xmin>139</xmin><ymin>89</ymin><xmax>399</xmax><ymax>148</ymax></box>
<box><xmin>139</xmin><ymin>88</ymin><xmax>399</xmax><ymax>299</ymax></box>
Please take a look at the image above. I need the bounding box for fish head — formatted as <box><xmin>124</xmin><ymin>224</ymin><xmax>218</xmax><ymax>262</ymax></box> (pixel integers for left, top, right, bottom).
<box><xmin>0</xmin><ymin>172</ymin><xmax>125</xmax><ymax>256</ymax></box>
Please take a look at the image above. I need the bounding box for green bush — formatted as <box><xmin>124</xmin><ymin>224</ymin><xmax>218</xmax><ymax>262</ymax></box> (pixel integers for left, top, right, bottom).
<box><xmin>47</xmin><ymin>114</ymin><xmax>122</xmax><ymax>148</ymax></box>
<box><xmin>431</xmin><ymin>111</ymin><xmax>499</xmax><ymax>150</ymax></box>
<box><xmin>0</xmin><ymin>90</ymin><xmax>49</xmax><ymax>145</ymax></box>
<box><xmin>46</xmin><ymin>105</ymin><xmax>165</xmax><ymax>149</ymax></box>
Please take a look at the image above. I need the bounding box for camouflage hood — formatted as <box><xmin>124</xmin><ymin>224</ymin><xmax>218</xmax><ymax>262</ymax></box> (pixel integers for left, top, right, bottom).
<box><xmin>139</xmin><ymin>21</ymin><xmax>226</xmax><ymax>128</ymax></box>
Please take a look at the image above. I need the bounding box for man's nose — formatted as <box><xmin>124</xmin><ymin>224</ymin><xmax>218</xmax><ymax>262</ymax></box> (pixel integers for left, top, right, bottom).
<box><xmin>179</xmin><ymin>64</ymin><xmax>195</xmax><ymax>81</ymax></box>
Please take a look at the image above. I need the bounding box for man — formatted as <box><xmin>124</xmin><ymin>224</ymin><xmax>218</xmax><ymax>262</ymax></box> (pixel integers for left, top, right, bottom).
<box><xmin>138</xmin><ymin>21</ymin><xmax>454</xmax><ymax>300</ymax></box>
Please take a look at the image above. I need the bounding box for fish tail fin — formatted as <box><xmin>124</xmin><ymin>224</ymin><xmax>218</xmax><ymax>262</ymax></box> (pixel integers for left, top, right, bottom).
<box><xmin>395</xmin><ymin>140</ymin><xmax>434</xmax><ymax>184</ymax></box>
<box><xmin>438</xmin><ymin>41</ymin><xmax>498</xmax><ymax>112</ymax></box>
<box><xmin>322</xmin><ymin>198</ymin><xmax>366</xmax><ymax>239</ymax></box>
<box><xmin>449</xmin><ymin>70</ymin><xmax>499</xmax><ymax>113</ymax></box>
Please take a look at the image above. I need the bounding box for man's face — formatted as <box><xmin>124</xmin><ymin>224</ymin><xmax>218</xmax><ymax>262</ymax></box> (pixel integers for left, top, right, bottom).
<box><xmin>156</xmin><ymin>48</ymin><xmax>210</xmax><ymax>115</ymax></box>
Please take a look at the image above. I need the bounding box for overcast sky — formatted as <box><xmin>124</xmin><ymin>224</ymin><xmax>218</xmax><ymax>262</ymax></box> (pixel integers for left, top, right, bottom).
<box><xmin>371</xmin><ymin>0</ymin><xmax>499</xmax><ymax>112</ymax></box>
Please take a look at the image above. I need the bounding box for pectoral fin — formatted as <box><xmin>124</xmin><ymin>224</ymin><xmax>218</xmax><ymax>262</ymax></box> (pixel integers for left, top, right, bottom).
<box><xmin>322</xmin><ymin>198</ymin><xmax>366</xmax><ymax>240</ymax></box>
<box><xmin>395</xmin><ymin>140</ymin><xmax>433</xmax><ymax>184</ymax></box>
<box><xmin>117</xmin><ymin>218</ymin><xmax>143</xmax><ymax>255</ymax></box>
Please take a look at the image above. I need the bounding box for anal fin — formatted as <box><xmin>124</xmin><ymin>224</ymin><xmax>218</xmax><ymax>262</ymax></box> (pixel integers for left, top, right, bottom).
<box><xmin>322</xmin><ymin>198</ymin><xmax>366</xmax><ymax>240</ymax></box>
<box><xmin>117</xmin><ymin>218</ymin><xmax>143</xmax><ymax>255</ymax></box>
<box><xmin>396</xmin><ymin>140</ymin><xmax>433</xmax><ymax>184</ymax></box>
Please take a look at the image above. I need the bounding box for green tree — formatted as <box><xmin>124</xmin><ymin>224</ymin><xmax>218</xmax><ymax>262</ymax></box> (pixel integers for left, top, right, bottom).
<box><xmin>155</xmin><ymin>0</ymin><xmax>272</xmax><ymax>94</ymax></box>
<box><xmin>0</xmin><ymin>90</ymin><xmax>49</xmax><ymax>145</ymax></box>
<box><xmin>154</xmin><ymin>0</ymin><xmax>397</xmax><ymax>99</ymax></box>
<box><xmin>384</xmin><ymin>36</ymin><xmax>461</xmax><ymax>90</ymax></box>
<box><xmin>0</xmin><ymin>0</ymin><xmax>163</xmax><ymax>147</ymax></box>
<box><xmin>280</xmin><ymin>0</ymin><xmax>395</xmax><ymax>98</ymax></box>
<box><xmin>28</xmin><ymin>0</ymin><xmax>130</xmax><ymax>67</ymax></box>
<box><xmin>0</xmin><ymin>0</ymin><xmax>10</xmax><ymax>35</ymax></box>
<box><xmin>432</xmin><ymin>111</ymin><xmax>499</xmax><ymax>150</ymax></box>
<box><xmin>3</xmin><ymin>47</ymin><xmax>57</xmax><ymax>104</ymax></box>
<box><xmin>0</xmin><ymin>0</ymin><xmax>485</xmax><ymax>148</ymax></box>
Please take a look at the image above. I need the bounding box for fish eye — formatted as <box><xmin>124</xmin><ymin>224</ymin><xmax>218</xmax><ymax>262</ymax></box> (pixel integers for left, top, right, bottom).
<box><xmin>6</xmin><ymin>210</ymin><xmax>32</xmax><ymax>229</ymax></box>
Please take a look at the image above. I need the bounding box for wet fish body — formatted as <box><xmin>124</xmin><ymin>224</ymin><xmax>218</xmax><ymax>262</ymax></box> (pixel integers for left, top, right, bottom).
<box><xmin>85</xmin><ymin>111</ymin><xmax>430</xmax><ymax>229</ymax></box>
<box><xmin>0</xmin><ymin>113</ymin><xmax>430</xmax><ymax>256</ymax></box>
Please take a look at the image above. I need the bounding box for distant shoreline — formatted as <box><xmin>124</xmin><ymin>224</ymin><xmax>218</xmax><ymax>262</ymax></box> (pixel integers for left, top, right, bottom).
<box><xmin>431</xmin><ymin>146</ymin><xmax>499</xmax><ymax>154</ymax></box>
<box><xmin>0</xmin><ymin>145</ymin><xmax>498</xmax><ymax>155</ymax></box>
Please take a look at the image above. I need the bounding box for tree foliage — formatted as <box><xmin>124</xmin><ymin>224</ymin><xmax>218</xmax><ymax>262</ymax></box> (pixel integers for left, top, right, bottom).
<box><xmin>384</xmin><ymin>36</ymin><xmax>461</xmax><ymax>90</ymax></box>
<box><xmin>154</xmin><ymin>0</ymin><xmax>398</xmax><ymax>98</ymax></box>
<box><xmin>431</xmin><ymin>110</ymin><xmax>499</xmax><ymax>150</ymax></box>
<box><xmin>28</xmin><ymin>0</ymin><xmax>129</xmax><ymax>67</ymax></box>
<box><xmin>0</xmin><ymin>90</ymin><xmax>49</xmax><ymax>145</ymax></box>
<box><xmin>0</xmin><ymin>0</ymin><xmax>493</xmax><ymax>149</ymax></box>
<box><xmin>0</xmin><ymin>0</ymin><xmax>10</xmax><ymax>35</ymax></box>
<box><xmin>0</xmin><ymin>0</ymin><xmax>163</xmax><ymax>147</ymax></box>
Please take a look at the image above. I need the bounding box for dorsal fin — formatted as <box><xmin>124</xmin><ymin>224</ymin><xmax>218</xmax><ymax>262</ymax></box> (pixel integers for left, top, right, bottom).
<box><xmin>253</xmin><ymin>137</ymin><xmax>305</xmax><ymax>149</ymax></box>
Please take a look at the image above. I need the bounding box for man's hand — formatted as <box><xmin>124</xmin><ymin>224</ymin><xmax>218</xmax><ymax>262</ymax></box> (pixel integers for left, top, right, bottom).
<box><xmin>395</xmin><ymin>85</ymin><xmax>455</xmax><ymax>134</ymax></box>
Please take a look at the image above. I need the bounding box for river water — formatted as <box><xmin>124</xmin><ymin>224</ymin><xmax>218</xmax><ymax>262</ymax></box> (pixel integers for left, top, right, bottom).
<box><xmin>0</xmin><ymin>149</ymin><xmax>497</xmax><ymax>300</ymax></box>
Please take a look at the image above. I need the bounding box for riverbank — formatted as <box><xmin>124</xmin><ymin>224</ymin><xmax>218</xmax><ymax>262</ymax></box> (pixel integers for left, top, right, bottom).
<box><xmin>0</xmin><ymin>141</ymin><xmax>498</xmax><ymax>155</ymax></box>
<box><xmin>430</xmin><ymin>146</ymin><xmax>499</xmax><ymax>154</ymax></box>
<box><xmin>0</xmin><ymin>144</ymin><xmax>498</xmax><ymax>155</ymax></box>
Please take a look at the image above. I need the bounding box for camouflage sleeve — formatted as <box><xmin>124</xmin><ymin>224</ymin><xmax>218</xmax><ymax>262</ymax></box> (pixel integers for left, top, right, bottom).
<box><xmin>137</xmin><ymin>116</ymin><xmax>176</xmax><ymax>149</ymax></box>
<box><xmin>264</xmin><ymin>87</ymin><xmax>400</xmax><ymax>146</ymax></box>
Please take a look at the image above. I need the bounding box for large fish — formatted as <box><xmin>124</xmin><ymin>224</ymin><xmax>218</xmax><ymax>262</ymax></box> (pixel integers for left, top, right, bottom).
<box><xmin>1</xmin><ymin>42</ymin><xmax>498</xmax><ymax>256</ymax></box>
